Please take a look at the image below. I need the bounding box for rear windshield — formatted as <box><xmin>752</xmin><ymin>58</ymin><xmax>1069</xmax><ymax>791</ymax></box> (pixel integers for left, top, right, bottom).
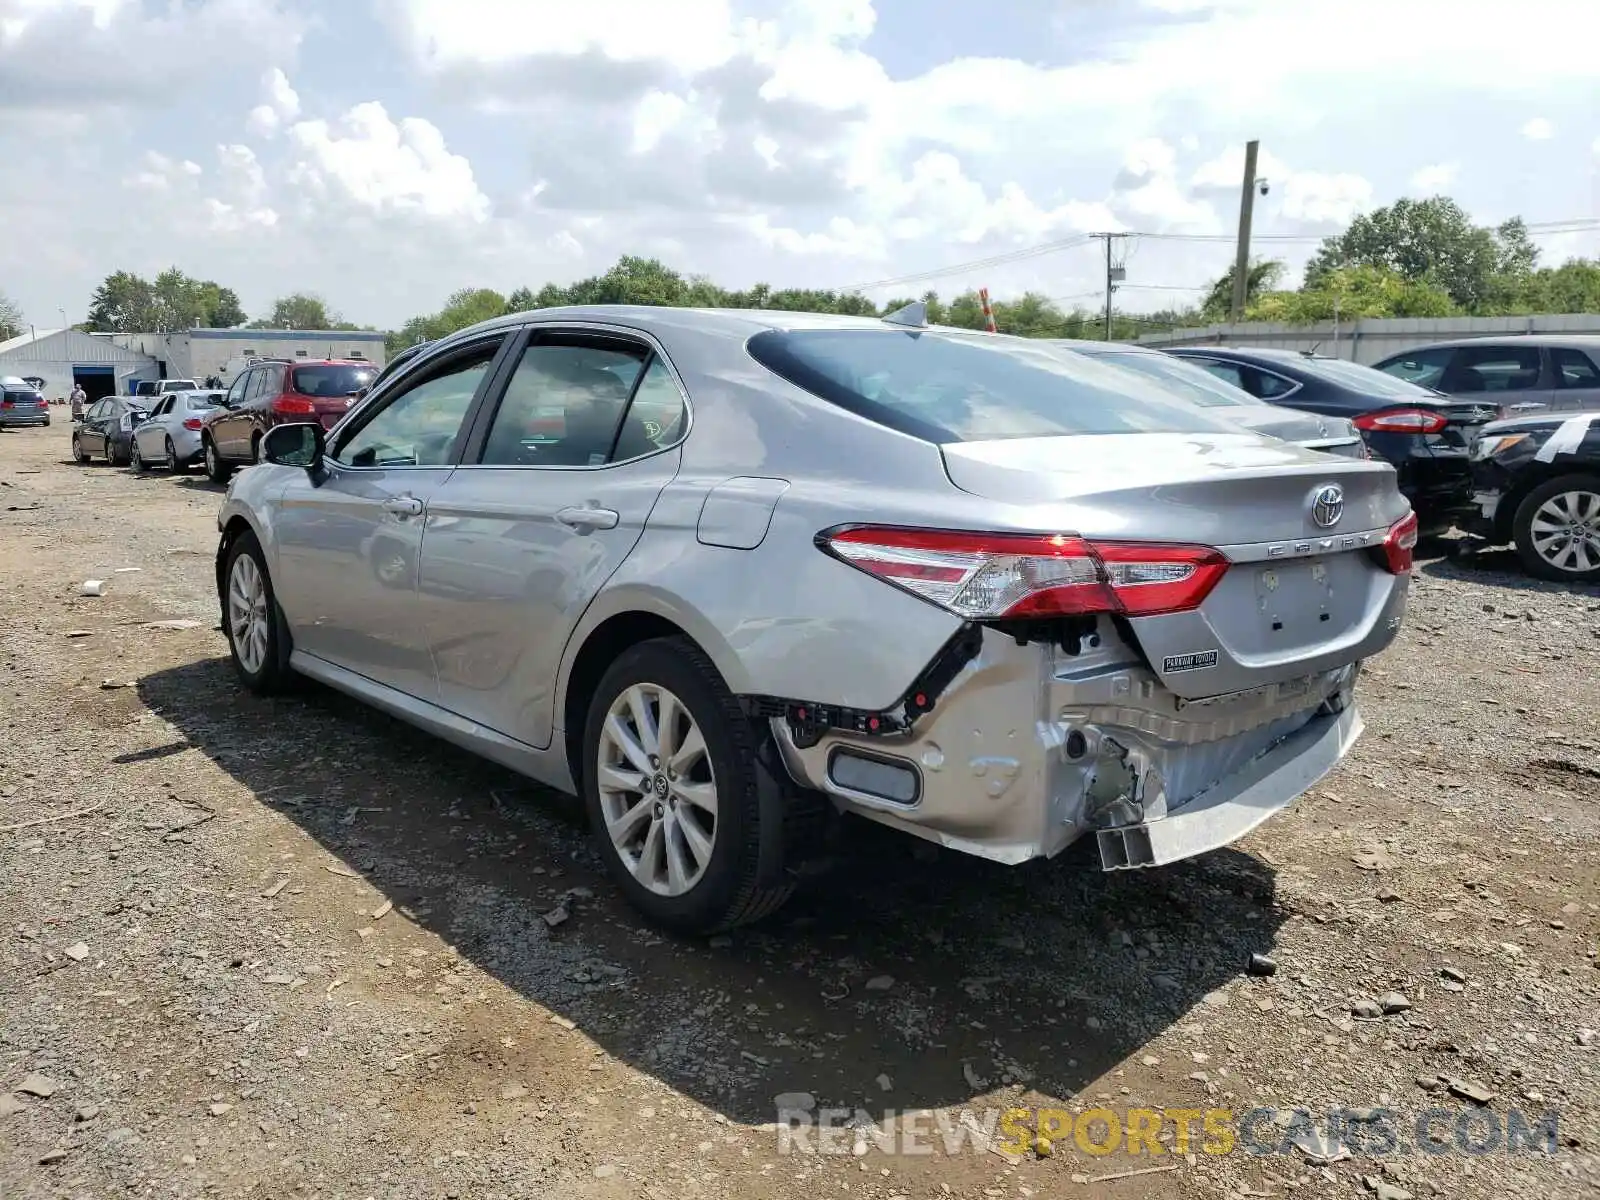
<box><xmin>746</xmin><ymin>329</ymin><xmax>1239</xmax><ymax>443</ymax></box>
<box><xmin>1288</xmin><ymin>356</ymin><xmax>1438</xmax><ymax>399</ymax></box>
<box><xmin>292</xmin><ymin>364</ymin><xmax>376</xmax><ymax>398</ymax></box>
<box><xmin>1094</xmin><ymin>350</ymin><xmax>1262</xmax><ymax>409</ymax></box>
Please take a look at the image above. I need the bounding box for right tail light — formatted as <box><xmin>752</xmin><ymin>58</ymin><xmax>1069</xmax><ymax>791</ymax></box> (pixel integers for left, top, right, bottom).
<box><xmin>1353</xmin><ymin>408</ymin><xmax>1447</xmax><ymax>435</ymax></box>
<box><xmin>1379</xmin><ymin>511</ymin><xmax>1419</xmax><ymax>574</ymax></box>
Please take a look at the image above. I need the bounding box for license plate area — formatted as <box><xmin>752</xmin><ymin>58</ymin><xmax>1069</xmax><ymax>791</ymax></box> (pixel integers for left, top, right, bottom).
<box><xmin>1256</xmin><ymin>558</ymin><xmax>1337</xmax><ymax>640</ymax></box>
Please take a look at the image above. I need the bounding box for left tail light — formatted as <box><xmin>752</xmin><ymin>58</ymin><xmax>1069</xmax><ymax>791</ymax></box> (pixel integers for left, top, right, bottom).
<box><xmin>182</xmin><ymin>417</ymin><xmax>204</xmax><ymax>431</ymax></box>
<box><xmin>819</xmin><ymin>526</ymin><xmax>1230</xmax><ymax>619</ymax></box>
<box><xmin>1353</xmin><ymin>408</ymin><xmax>1448</xmax><ymax>435</ymax></box>
<box><xmin>1379</xmin><ymin>511</ymin><xmax>1419</xmax><ymax>575</ymax></box>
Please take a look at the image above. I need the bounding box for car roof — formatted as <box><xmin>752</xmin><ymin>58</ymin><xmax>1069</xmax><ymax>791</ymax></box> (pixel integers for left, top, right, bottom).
<box><xmin>1166</xmin><ymin>345</ymin><xmax>1323</xmax><ymax>365</ymax></box>
<box><xmin>1375</xmin><ymin>334</ymin><xmax>1600</xmax><ymax>354</ymax></box>
<box><xmin>1044</xmin><ymin>339</ymin><xmax>1161</xmax><ymax>357</ymax></box>
<box><xmin>436</xmin><ymin>304</ymin><xmax>985</xmax><ymax>345</ymax></box>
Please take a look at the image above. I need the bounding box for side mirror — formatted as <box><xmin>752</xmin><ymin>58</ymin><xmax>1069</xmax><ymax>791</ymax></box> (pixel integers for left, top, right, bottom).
<box><xmin>354</xmin><ymin>386</ymin><xmax>370</xmax><ymax>401</ymax></box>
<box><xmin>262</xmin><ymin>422</ymin><xmax>325</xmax><ymax>471</ymax></box>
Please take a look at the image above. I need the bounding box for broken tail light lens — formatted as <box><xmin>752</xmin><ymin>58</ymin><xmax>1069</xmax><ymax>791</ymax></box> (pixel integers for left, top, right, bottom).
<box><xmin>1380</xmin><ymin>510</ymin><xmax>1419</xmax><ymax>574</ymax></box>
<box><xmin>1353</xmin><ymin>408</ymin><xmax>1448</xmax><ymax>435</ymax></box>
<box><xmin>820</xmin><ymin>526</ymin><xmax>1229</xmax><ymax>619</ymax></box>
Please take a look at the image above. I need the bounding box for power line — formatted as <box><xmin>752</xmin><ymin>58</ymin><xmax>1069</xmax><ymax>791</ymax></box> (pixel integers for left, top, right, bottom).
<box><xmin>844</xmin><ymin>217</ymin><xmax>1600</xmax><ymax>294</ymax></box>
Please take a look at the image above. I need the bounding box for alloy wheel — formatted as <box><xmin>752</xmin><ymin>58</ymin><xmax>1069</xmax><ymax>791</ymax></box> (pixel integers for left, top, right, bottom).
<box><xmin>1529</xmin><ymin>488</ymin><xmax>1600</xmax><ymax>575</ymax></box>
<box><xmin>596</xmin><ymin>683</ymin><xmax>718</xmax><ymax>897</ymax></box>
<box><xmin>227</xmin><ymin>553</ymin><xmax>271</xmax><ymax>676</ymax></box>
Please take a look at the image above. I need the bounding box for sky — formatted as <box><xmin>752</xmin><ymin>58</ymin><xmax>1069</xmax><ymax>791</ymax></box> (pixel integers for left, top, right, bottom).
<box><xmin>1</xmin><ymin>0</ymin><xmax>1598</xmax><ymax>331</ymax></box>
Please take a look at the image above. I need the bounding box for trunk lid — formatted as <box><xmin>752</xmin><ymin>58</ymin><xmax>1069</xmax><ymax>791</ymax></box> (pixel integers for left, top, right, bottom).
<box><xmin>1414</xmin><ymin>394</ymin><xmax>1500</xmax><ymax>457</ymax></box>
<box><xmin>941</xmin><ymin>432</ymin><xmax>1410</xmax><ymax>699</ymax></box>
<box><xmin>1220</xmin><ymin>407</ymin><xmax>1365</xmax><ymax>455</ymax></box>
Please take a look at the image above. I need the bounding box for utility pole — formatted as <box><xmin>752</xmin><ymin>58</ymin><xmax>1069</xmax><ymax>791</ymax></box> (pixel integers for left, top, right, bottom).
<box><xmin>1094</xmin><ymin>232</ymin><xmax>1128</xmax><ymax>340</ymax></box>
<box><xmin>1229</xmin><ymin>139</ymin><xmax>1260</xmax><ymax>324</ymax></box>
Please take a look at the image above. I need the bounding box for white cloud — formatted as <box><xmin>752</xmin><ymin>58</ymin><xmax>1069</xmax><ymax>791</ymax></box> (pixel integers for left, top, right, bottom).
<box><xmin>1410</xmin><ymin>162</ymin><xmax>1459</xmax><ymax>192</ymax></box>
<box><xmin>1522</xmin><ymin>117</ymin><xmax>1554</xmax><ymax>140</ymax></box>
<box><xmin>246</xmin><ymin>67</ymin><xmax>301</xmax><ymax>137</ymax></box>
<box><xmin>287</xmin><ymin>102</ymin><xmax>491</xmax><ymax>223</ymax></box>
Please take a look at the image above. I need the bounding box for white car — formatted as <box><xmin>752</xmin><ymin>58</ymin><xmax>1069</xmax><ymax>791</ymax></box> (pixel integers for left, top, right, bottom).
<box><xmin>130</xmin><ymin>390</ymin><xmax>227</xmax><ymax>472</ymax></box>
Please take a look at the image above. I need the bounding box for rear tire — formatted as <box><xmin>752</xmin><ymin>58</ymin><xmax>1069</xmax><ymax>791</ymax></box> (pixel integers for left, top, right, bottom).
<box><xmin>582</xmin><ymin>636</ymin><xmax>793</xmax><ymax>934</ymax></box>
<box><xmin>222</xmin><ymin>530</ymin><xmax>293</xmax><ymax>693</ymax></box>
<box><xmin>1512</xmin><ymin>473</ymin><xmax>1600</xmax><ymax>583</ymax></box>
<box><xmin>130</xmin><ymin>439</ymin><xmax>147</xmax><ymax>472</ymax></box>
<box><xmin>166</xmin><ymin>436</ymin><xmax>188</xmax><ymax>474</ymax></box>
<box><xmin>204</xmin><ymin>436</ymin><xmax>233</xmax><ymax>484</ymax></box>
<box><xmin>110</xmin><ymin>440</ymin><xmax>129</xmax><ymax>467</ymax></box>
<box><xmin>71</xmin><ymin>434</ymin><xmax>88</xmax><ymax>465</ymax></box>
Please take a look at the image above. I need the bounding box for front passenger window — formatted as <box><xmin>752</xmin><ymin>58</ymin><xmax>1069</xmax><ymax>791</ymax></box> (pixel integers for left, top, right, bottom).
<box><xmin>334</xmin><ymin>342</ymin><xmax>498</xmax><ymax>468</ymax></box>
<box><xmin>480</xmin><ymin>341</ymin><xmax>648</xmax><ymax>467</ymax></box>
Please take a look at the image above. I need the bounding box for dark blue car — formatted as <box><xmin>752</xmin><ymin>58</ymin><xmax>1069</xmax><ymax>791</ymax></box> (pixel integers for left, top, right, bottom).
<box><xmin>1164</xmin><ymin>347</ymin><xmax>1500</xmax><ymax>534</ymax></box>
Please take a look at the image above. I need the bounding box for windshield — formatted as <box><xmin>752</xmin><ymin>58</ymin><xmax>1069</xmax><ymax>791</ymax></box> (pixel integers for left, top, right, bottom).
<box><xmin>1290</xmin><ymin>356</ymin><xmax>1439</xmax><ymax>398</ymax></box>
<box><xmin>1095</xmin><ymin>350</ymin><xmax>1263</xmax><ymax>408</ymax></box>
<box><xmin>747</xmin><ymin>329</ymin><xmax>1240</xmax><ymax>443</ymax></box>
<box><xmin>292</xmin><ymin>364</ymin><xmax>376</xmax><ymax>397</ymax></box>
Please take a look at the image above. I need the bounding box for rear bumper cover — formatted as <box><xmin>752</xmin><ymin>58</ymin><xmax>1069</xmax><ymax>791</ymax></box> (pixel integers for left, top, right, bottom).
<box><xmin>772</xmin><ymin>625</ymin><xmax>1366</xmax><ymax>868</ymax></box>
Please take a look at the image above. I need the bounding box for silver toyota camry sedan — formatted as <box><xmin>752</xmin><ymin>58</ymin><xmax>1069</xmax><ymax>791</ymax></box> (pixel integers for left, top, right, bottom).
<box><xmin>215</xmin><ymin>304</ymin><xmax>1416</xmax><ymax>933</ymax></box>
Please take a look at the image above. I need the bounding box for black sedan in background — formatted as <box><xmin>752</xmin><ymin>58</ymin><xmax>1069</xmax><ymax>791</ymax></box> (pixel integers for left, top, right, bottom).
<box><xmin>1164</xmin><ymin>346</ymin><xmax>1500</xmax><ymax>533</ymax></box>
<box><xmin>71</xmin><ymin>397</ymin><xmax>149</xmax><ymax>466</ymax></box>
<box><xmin>1463</xmin><ymin>411</ymin><xmax>1600</xmax><ymax>582</ymax></box>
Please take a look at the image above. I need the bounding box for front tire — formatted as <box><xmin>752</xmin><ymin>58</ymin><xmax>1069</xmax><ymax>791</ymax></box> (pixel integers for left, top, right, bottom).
<box><xmin>1513</xmin><ymin>473</ymin><xmax>1600</xmax><ymax>583</ymax></box>
<box><xmin>204</xmin><ymin>436</ymin><xmax>233</xmax><ymax>484</ymax></box>
<box><xmin>582</xmin><ymin>637</ymin><xmax>793</xmax><ymax>934</ymax></box>
<box><xmin>222</xmin><ymin>530</ymin><xmax>293</xmax><ymax>693</ymax></box>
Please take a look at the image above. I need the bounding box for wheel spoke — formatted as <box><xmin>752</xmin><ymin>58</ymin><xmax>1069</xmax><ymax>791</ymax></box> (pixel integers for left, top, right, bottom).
<box><xmin>655</xmin><ymin>691</ymin><xmax>681</xmax><ymax>761</ymax></box>
<box><xmin>597</xmin><ymin>764</ymin><xmax>646</xmax><ymax>796</ymax></box>
<box><xmin>625</xmin><ymin>685</ymin><xmax>660</xmax><ymax>759</ymax></box>
<box><xmin>603</xmin><ymin>713</ymin><xmax>653</xmax><ymax>777</ymax></box>
<box><xmin>673</xmin><ymin>779</ymin><xmax>718</xmax><ymax>818</ymax></box>
<box><xmin>677</xmin><ymin>809</ymin><xmax>714</xmax><ymax>869</ymax></box>
<box><xmin>664</xmin><ymin>820</ymin><xmax>693</xmax><ymax>894</ymax></box>
<box><xmin>637</xmin><ymin>816</ymin><xmax>666</xmax><ymax>888</ymax></box>
<box><xmin>668</xmin><ymin>723</ymin><xmax>706</xmax><ymax>774</ymax></box>
<box><xmin>606</xmin><ymin>795</ymin><xmax>653</xmax><ymax>843</ymax></box>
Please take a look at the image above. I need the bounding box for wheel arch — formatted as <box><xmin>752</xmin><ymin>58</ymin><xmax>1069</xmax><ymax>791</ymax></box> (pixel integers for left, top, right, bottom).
<box><xmin>1499</xmin><ymin>462</ymin><xmax>1600</xmax><ymax>543</ymax></box>
<box><xmin>557</xmin><ymin>588</ymin><xmax>747</xmax><ymax>794</ymax></box>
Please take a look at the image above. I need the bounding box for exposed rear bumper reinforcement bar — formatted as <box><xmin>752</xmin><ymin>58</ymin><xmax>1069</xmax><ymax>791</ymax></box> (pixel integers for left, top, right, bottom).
<box><xmin>1096</xmin><ymin>703</ymin><xmax>1362</xmax><ymax>871</ymax></box>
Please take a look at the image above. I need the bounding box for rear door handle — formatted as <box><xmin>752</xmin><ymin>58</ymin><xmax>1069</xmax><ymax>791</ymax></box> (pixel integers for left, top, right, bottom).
<box><xmin>383</xmin><ymin>496</ymin><xmax>424</xmax><ymax>517</ymax></box>
<box><xmin>555</xmin><ymin>505</ymin><xmax>619</xmax><ymax>531</ymax></box>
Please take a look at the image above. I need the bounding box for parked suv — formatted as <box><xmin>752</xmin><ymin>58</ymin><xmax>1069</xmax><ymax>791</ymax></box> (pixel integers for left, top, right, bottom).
<box><xmin>201</xmin><ymin>358</ymin><xmax>377</xmax><ymax>482</ymax></box>
<box><xmin>1371</xmin><ymin>336</ymin><xmax>1600</xmax><ymax>416</ymax></box>
<box><xmin>0</xmin><ymin>376</ymin><xmax>50</xmax><ymax>428</ymax></box>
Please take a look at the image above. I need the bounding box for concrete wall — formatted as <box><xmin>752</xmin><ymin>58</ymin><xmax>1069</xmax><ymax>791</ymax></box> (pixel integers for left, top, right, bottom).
<box><xmin>1134</xmin><ymin>313</ymin><xmax>1600</xmax><ymax>364</ymax></box>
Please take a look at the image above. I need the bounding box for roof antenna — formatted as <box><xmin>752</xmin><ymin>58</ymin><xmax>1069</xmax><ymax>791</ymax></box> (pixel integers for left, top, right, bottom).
<box><xmin>881</xmin><ymin>300</ymin><xmax>927</xmax><ymax>329</ymax></box>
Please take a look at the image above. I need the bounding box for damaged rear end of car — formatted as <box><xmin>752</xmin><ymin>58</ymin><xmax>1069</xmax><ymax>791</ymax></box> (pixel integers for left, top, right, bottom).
<box><xmin>744</xmin><ymin>324</ymin><xmax>1414</xmax><ymax>871</ymax></box>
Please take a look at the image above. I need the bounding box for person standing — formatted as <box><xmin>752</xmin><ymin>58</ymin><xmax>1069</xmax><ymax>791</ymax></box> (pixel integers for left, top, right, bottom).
<box><xmin>69</xmin><ymin>383</ymin><xmax>87</xmax><ymax>420</ymax></box>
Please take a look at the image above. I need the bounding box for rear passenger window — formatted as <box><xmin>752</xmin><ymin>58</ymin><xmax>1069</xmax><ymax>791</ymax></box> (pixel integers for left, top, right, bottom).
<box><xmin>611</xmin><ymin>359</ymin><xmax>687</xmax><ymax>460</ymax></box>
<box><xmin>1253</xmin><ymin>370</ymin><xmax>1298</xmax><ymax>399</ymax></box>
<box><xmin>1553</xmin><ymin>347</ymin><xmax>1600</xmax><ymax>388</ymax></box>
<box><xmin>1196</xmin><ymin>361</ymin><xmax>1247</xmax><ymax>390</ymax></box>
<box><xmin>480</xmin><ymin>340</ymin><xmax>649</xmax><ymax>467</ymax></box>
<box><xmin>1440</xmin><ymin>345</ymin><xmax>1541</xmax><ymax>393</ymax></box>
<box><xmin>1377</xmin><ymin>347</ymin><xmax>1453</xmax><ymax>387</ymax></box>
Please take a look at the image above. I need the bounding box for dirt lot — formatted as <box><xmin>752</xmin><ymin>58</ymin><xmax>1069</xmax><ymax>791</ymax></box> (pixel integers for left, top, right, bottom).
<box><xmin>1</xmin><ymin>421</ymin><xmax>1597</xmax><ymax>1200</ymax></box>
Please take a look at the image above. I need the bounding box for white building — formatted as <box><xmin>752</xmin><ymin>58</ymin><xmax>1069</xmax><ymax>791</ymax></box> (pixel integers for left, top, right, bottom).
<box><xmin>0</xmin><ymin>327</ymin><xmax>158</xmax><ymax>400</ymax></box>
<box><xmin>111</xmin><ymin>328</ymin><xmax>388</xmax><ymax>386</ymax></box>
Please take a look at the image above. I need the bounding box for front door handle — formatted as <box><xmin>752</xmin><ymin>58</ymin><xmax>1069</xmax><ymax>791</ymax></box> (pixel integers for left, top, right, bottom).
<box><xmin>383</xmin><ymin>495</ymin><xmax>424</xmax><ymax>517</ymax></box>
<box><xmin>555</xmin><ymin>504</ymin><xmax>619</xmax><ymax>531</ymax></box>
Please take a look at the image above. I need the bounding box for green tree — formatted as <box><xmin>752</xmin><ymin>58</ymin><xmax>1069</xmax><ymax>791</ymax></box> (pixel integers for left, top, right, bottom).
<box><xmin>86</xmin><ymin>269</ymin><xmax>247</xmax><ymax>332</ymax></box>
<box><xmin>252</xmin><ymin>293</ymin><xmax>340</xmax><ymax>330</ymax></box>
<box><xmin>1521</xmin><ymin>259</ymin><xmax>1600</xmax><ymax>313</ymax></box>
<box><xmin>1249</xmin><ymin>265</ymin><xmax>1457</xmax><ymax>323</ymax></box>
<box><xmin>1304</xmin><ymin>197</ymin><xmax>1536</xmax><ymax>313</ymax></box>
<box><xmin>86</xmin><ymin>270</ymin><xmax>159</xmax><ymax>332</ymax></box>
<box><xmin>0</xmin><ymin>291</ymin><xmax>23</xmax><ymax>341</ymax></box>
<box><xmin>1200</xmin><ymin>260</ymin><xmax>1286</xmax><ymax>320</ymax></box>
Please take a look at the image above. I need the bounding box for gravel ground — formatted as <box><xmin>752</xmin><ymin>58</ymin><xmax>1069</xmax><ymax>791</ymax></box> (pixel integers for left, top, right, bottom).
<box><xmin>1</xmin><ymin>421</ymin><xmax>1597</xmax><ymax>1200</ymax></box>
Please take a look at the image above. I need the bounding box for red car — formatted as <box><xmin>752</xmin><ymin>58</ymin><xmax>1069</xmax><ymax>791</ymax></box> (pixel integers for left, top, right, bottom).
<box><xmin>202</xmin><ymin>358</ymin><xmax>376</xmax><ymax>482</ymax></box>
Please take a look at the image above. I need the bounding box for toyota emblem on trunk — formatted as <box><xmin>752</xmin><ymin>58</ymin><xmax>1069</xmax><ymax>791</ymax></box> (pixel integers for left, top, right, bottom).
<box><xmin>1310</xmin><ymin>484</ymin><xmax>1345</xmax><ymax>528</ymax></box>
